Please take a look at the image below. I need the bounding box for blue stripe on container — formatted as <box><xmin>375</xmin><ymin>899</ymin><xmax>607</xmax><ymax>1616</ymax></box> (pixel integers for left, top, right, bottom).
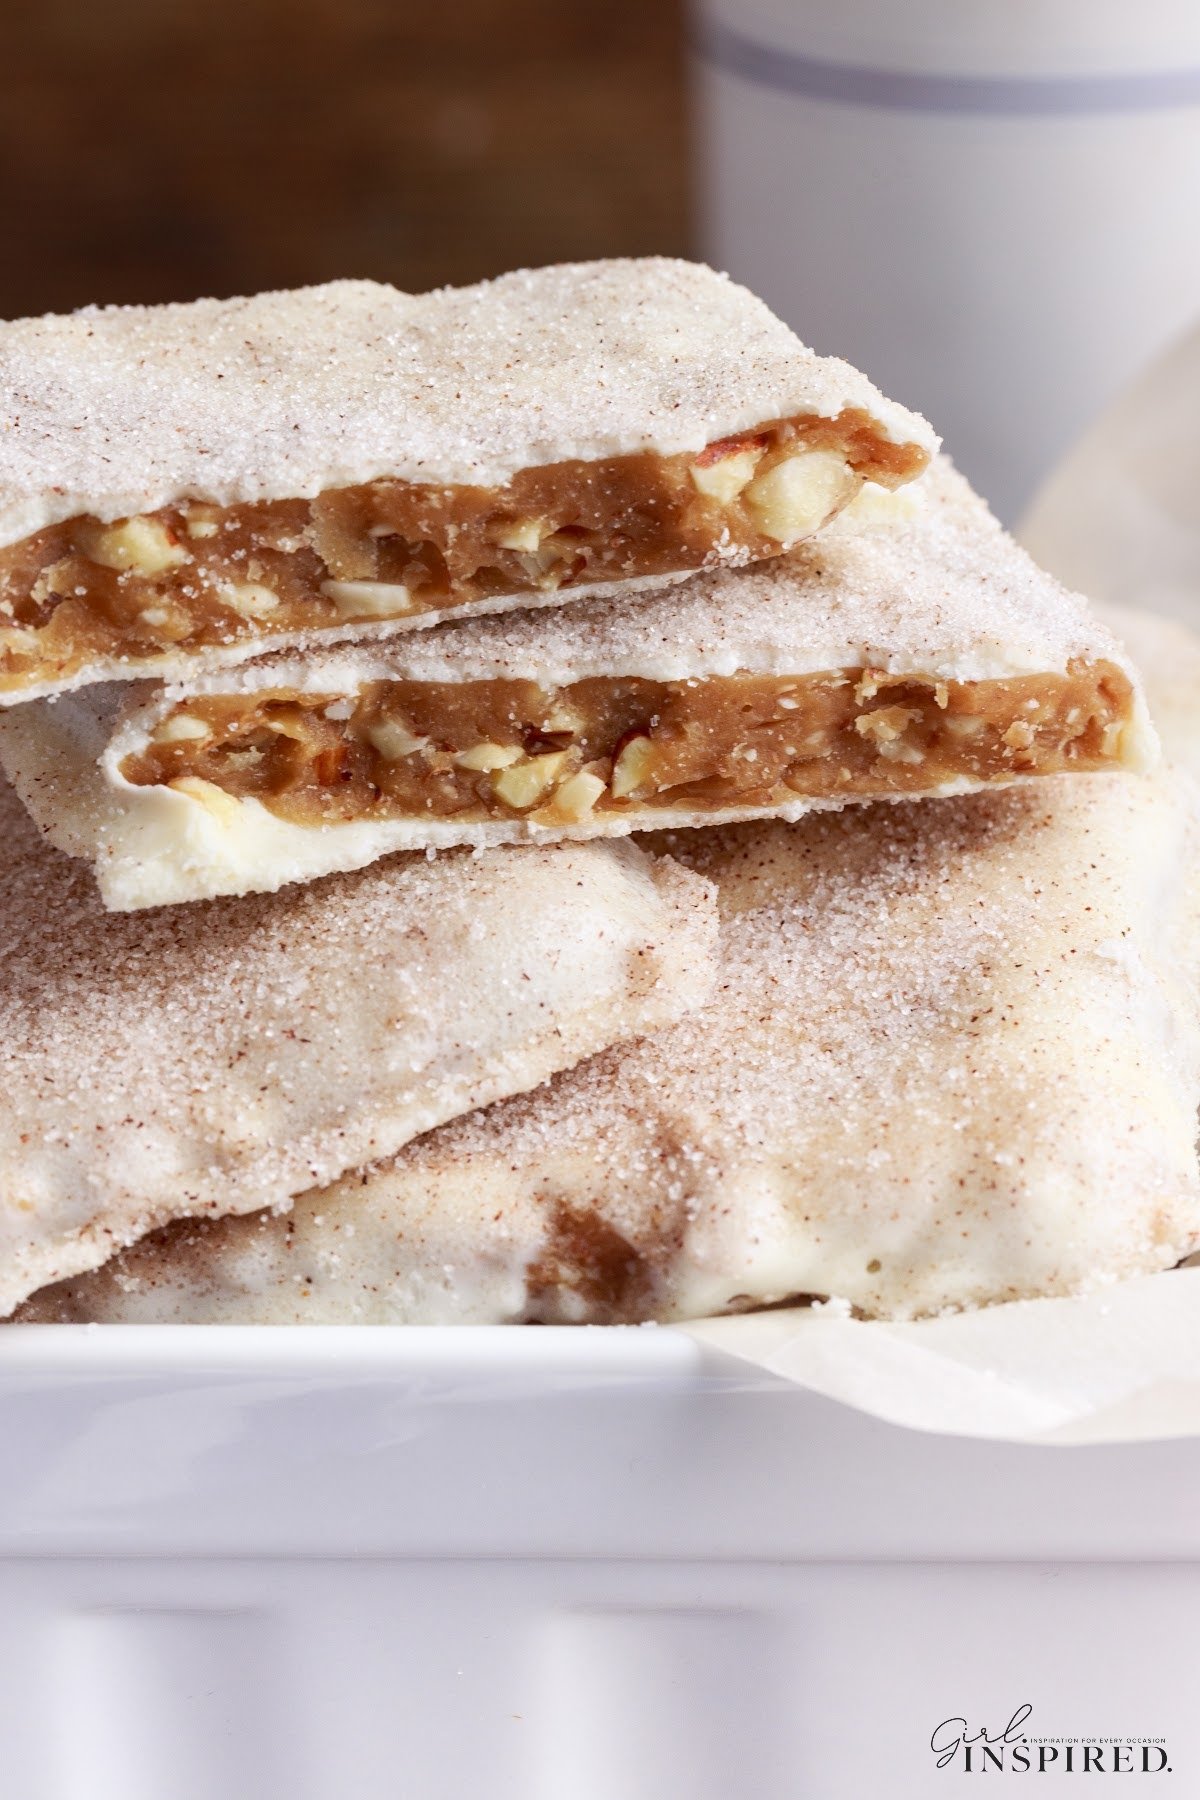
<box><xmin>696</xmin><ymin>20</ymin><xmax>1200</xmax><ymax>117</ymax></box>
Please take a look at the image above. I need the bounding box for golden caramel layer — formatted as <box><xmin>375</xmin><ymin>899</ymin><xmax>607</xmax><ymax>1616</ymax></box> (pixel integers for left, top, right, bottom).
<box><xmin>122</xmin><ymin>660</ymin><xmax>1136</xmax><ymax>828</ymax></box>
<box><xmin>0</xmin><ymin>411</ymin><xmax>924</xmax><ymax>698</ymax></box>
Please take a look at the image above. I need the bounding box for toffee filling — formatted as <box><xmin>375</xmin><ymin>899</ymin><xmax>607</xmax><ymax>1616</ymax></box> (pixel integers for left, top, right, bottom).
<box><xmin>122</xmin><ymin>660</ymin><xmax>1137</xmax><ymax>828</ymax></box>
<box><xmin>0</xmin><ymin>411</ymin><xmax>925</xmax><ymax>697</ymax></box>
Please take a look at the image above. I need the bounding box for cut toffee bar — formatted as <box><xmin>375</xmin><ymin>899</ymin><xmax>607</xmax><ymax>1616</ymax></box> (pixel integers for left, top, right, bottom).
<box><xmin>1094</xmin><ymin>602</ymin><xmax>1200</xmax><ymax>783</ymax></box>
<box><xmin>0</xmin><ymin>259</ymin><xmax>934</xmax><ymax>701</ymax></box>
<box><xmin>0</xmin><ymin>461</ymin><xmax>1152</xmax><ymax>910</ymax></box>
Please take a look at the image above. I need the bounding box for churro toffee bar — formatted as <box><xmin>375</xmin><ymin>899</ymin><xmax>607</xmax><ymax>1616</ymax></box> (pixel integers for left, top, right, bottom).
<box><xmin>0</xmin><ymin>259</ymin><xmax>933</xmax><ymax>700</ymax></box>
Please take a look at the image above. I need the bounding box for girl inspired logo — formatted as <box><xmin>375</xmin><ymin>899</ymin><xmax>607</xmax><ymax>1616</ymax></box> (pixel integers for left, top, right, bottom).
<box><xmin>930</xmin><ymin>1706</ymin><xmax>1172</xmax><ymax>1774</ymax></box>
<box><xmin>931</xmin><ymin>1705</ymin><xmax>1034</xmax><ymax>1770</ymax></box>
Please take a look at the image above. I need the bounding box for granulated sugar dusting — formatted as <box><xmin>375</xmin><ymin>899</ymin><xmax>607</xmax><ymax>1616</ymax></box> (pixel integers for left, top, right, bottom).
<box><xmin>0</xmin><ymin>778</ymin><xmax>717</xmax><ymax>1317</ymax></box>
<box><xmin>34</xmin><ymin>769</ymin><xmax>1200</xmax><ymax>1325</ymax></box>
<box><xmin>432</xmin><ymin>774</ymin><xmax>1200</xmax><ymax>1276</ymax></box>
<box><xmin>0</xmin><ymin>259</ymin><xmax>933</xmax><ymax>547</ymax></box>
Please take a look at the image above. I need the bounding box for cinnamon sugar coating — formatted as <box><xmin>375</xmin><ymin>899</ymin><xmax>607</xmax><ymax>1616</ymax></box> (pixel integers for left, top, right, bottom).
<box><xmin>0</xmin><ymin>782</ymin><xmax>716</xmax><ymax>1317</ymax></box>
<box><xmin>27</xmin><ymin>768</ymin><xmax>1200</xmax><ymax>1325</ymax></box>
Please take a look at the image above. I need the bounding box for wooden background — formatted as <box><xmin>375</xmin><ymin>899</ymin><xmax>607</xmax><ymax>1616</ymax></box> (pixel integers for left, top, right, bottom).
<box><xmin>0</xmin><ymin>0</ymin><xmax>691</xmax><ymax>319</ymax></box>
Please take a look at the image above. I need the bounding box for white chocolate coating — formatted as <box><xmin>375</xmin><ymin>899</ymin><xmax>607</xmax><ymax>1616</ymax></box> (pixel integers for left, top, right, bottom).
<box><xmin>31</xmin><ymin>765</ymin><xmax>1199</xmax><ymax>1324</ymax></box>
<box><xmin>0</xmin><ymin>782</ymin><xmax>716</xmax><ymax>1317</ymax></box>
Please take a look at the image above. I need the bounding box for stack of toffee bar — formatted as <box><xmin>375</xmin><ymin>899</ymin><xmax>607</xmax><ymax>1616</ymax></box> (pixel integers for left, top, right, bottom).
<box><xmin>2</xmin><ymin>259</ymin><xmax>1197</xmax><ymax>1325</ymax></box>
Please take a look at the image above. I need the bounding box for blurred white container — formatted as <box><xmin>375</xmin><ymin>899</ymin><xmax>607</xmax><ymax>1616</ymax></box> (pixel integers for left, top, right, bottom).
<box><xmin>1021</xmin><ymin>316</ymin><xmax>1200</xmax><ymax>626</ymax></box>
<box><xmin>3</xmin><ymin>1327</ymin><xmax>1200</xmax><ymax>1799</ymax></box>
<box><xmin>693</xmin><ymin>0</ymin><xmax>1200</xmax><ymax>521</ymax></box>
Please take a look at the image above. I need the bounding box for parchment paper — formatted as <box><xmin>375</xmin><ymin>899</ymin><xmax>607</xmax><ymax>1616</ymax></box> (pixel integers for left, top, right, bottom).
<box><xmin>688</xmin><ymin>1267</ymin><xmax>1200</xmax><ymax>1444</ymax></box>
<box><xmin>683</xmin><ymin>327</ymin><xmax>1200</xmax><ymax>1444</ymax></box>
